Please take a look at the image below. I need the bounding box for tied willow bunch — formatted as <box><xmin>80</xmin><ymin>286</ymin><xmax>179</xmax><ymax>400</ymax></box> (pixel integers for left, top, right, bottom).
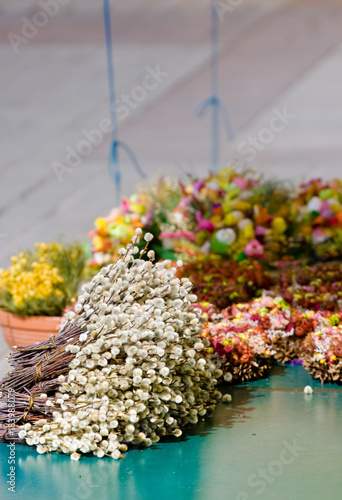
<box><xmin>15</xmin><ymin>230</ymin><xmax>222</xmax><ymax>460</ymax></box>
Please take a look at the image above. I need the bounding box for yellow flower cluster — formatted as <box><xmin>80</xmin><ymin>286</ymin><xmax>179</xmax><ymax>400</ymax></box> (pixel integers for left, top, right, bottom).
<box><xmin>35</xmin><ymin>242</ymin><xmax>63</xmax><ymax>258</ymax></box>
<box><xmin>0</xmin><ymin>249</ymin><xmax>64</xmax><ymax>309</ymax></box>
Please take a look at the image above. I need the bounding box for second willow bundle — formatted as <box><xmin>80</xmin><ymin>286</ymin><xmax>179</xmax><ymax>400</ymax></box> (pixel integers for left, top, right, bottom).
<box><xmin>0</xmin><ymin>231</ymin><xmax>222</xmax><ymax>460</ymax></box>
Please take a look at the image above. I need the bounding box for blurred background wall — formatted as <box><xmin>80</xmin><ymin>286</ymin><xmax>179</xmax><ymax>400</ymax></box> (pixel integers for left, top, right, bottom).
<box><xmin>1</xmin><ymin>0</ymin><xmax>342</xmax><ymax>266</ymax></box>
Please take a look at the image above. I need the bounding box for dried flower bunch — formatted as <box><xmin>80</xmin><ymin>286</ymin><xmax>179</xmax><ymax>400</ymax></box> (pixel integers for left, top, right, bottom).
<box><xmin>274</xmin><ymin>261</ymin><xmax>342</xmax><ymax>311</ymax></box>
<box><xmin>194</xmin><ymin>301</ymin><xmax>274</xmax><ymax>383</ymax></box>
<box><xmin>196</xmin><ymin>294</ymin><xmax>342</xmax><ymax>380</ymax></box>
<box><xmin>177</xmin><ymin>256</ymin><xmax>270</xmax><ymax>310</ymax></box>
<box><xmin>222</xmin><ymin>295</ymin><xmax>317</xmax><ymax>363</ymax></box>
<box><xmin>0</xmin><ymin>242</ymin><xmax>85</xmax><ymax>317</ymax></box>
<box><xmin>202</xmin><ymin>320</ymin><xmax>274</xmax><ymax>383</ymax></box>
<box><xmin>1</xmin><ymin>230</ymin><xmax>222</xmax><ymax>460</ymax></box>
<box><xmin>301</xmin><ymin>312</ymin><xmax>342</xmax><ymax>382</ymax></box>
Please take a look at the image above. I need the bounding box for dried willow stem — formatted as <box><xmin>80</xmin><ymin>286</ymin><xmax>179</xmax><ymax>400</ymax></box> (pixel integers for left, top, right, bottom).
<box><xmin>0</xmin><ymin>323</ymin><xmax>85</xmax><ymax>441</ymax></box>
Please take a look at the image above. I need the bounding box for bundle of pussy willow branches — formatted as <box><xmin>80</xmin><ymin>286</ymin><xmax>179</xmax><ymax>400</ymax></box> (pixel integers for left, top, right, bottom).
<box><xmin>0</xmin><ymin>231</ymin><xmax>222</xmax><ymax>460</ymax></box>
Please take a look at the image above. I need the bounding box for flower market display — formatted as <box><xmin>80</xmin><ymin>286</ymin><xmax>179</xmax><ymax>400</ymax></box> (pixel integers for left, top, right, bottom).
<box><xmin>0</xmin><ymin>231</ymin><xmax>222</xmax><ymax>460</ymax></box>
<box><xmin>2</xmin><ymin>166</ymin><xmax>342</xmax><ymax>463</ymax></box>
<box><xmin>83</xmin><ymin>167</ymin><xmax>342</xmax><ymax>382</ymax></box>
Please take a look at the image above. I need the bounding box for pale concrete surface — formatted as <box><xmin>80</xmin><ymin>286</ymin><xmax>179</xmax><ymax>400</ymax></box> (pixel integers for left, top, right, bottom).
<box><xmin>232</xmin><ymin>45</ymin><xmax>342</xmax><ymax>180</ymax></box>
<box><xmin>1</xmin><ymin>0</ymin><xmax>342</xmax><ymax>375</ymax></box>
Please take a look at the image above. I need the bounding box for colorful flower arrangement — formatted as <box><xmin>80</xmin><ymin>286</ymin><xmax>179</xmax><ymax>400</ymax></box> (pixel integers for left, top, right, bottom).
<box><xmin>87</xmin><ymin>168</ymin><xmax>291</xmax><ymax>265</ymax></box>
<box><xmin>291</xmin><ymin>178</ymin><xmax>342</xmax><ymax>260</ymax></box>
<box><xmin>194</xmin><ymin>289</ymin><xmax>342</xmax><ymax>382</ymax></box>
<box><xmin>220</xmin><ymin>295</ymin><xmax>297</xmax><ymax>363</ymax></box>
<box><xmin>88</xmin><ymin>179</ymin><xmax>182</xmax><ymax>270</ymax></box>
<box><xmin>196</xmin><ymin>296</ymin><xmax>299</xmax><ymax>377</ymax></box>
<box><xmin>159</xmin><ymin>168</ymin><xmax>295</xmax><ymax>262</ymax></box>
<box><xmin>301</xmin><ymin>312</ymin><xmax>342</xmax><ymax>383</ymax></box>
<box><xmin>0</xmin><ymin>243</ymin><xmax>85</xmax><ymax>317</ymax></box>
<box><xmin>202</xmin><ymin>318</ymin><xmax>274</xmax><ymax>383</ymax></box>
<box><xmin>225</xmin><ymin>295</ymin><xmax>324</xmax><ymax>362</ymax></box>
<box><xmin>88</xmin><ymin>168</ymin><xmax>342</xmax><ymax>267</ymax></box>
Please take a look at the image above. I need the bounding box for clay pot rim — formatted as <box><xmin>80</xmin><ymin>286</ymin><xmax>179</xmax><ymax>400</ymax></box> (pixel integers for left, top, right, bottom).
<box><xmin>0</xmin><ymin>308</ymin><xmax>61</xmax><ymax>320</ymax></box>
<box><xmin>0</xmin><ymin>309</ymin><xmax>61</xmax><ymax>330</ymax></box>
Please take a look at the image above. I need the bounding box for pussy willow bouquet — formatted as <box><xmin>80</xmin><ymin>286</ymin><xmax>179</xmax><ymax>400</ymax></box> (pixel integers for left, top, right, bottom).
<box><xmin>0</xmin><ymin>231</ymin><xmax>222</xmax><ymax>460</ymax></box>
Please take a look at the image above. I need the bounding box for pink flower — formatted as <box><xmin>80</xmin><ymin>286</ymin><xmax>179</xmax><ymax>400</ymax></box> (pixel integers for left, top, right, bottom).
<box><xmin>232</xmin><ymin>176</ymin><xmax>249</xmax><ymax>191</ymax></box>
<box><xmin>244</xmin><ymin>239</ymin><xmax>264</xmax><ymax>258</ymax></box>
<box><xmin>178</xmin><ymin>196</ymin><xmax>191</xmax><ymax>209</ymax></box>
<box><xmin>320</xmin><ymin>201</ymin><xmax>334</xmax><ymax>219</ymax></box>
<box><xmin>195</xmin><ymin>211</ymin><xmax>215</xmax><ymax>233</ymax></box>
<box><xmin>312</xmin><ymin>228</ymin><xmax>329</xmax><ymax>245</ymax></box>
<box><xmin>193</xmin><ymin>179</ymin><xmax>205</xmax><ymax>195</ymax></box>
<box><xmin>259</xmin><ymin>296</ymin><xmax>275</xmax><ymax>308</ymax></box>
<box><xmin>255</xmin><ymin>225</ymin><xmax>267</xmax><ymax>236</ymax></box>
<box><xmin>119</xmin><ymin>199</ymin><xmax>131</xmax><ymax>214</ymax></box>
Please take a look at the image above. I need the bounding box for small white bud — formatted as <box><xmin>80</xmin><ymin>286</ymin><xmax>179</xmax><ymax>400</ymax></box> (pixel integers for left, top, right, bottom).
<box><xmin>144</xmin><ymin>233</ymin><xmax>153</xmax><ymax>242</ymax></box>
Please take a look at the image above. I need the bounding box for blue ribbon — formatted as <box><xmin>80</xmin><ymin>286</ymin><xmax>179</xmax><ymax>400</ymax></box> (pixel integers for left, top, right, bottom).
<box><xmin>196</xmin><ymin>0</ymin><xmax>234</xmax><ymax>173</ymax></box>
<box><xmin>109</xmin><ymin>140</ymin><xmax>146</xmax><ymax>203</ymax></box>
<box><xmin>103</xmin><ymin>0</ymin><xmax>145</xmax><ymax>202</ymax></box>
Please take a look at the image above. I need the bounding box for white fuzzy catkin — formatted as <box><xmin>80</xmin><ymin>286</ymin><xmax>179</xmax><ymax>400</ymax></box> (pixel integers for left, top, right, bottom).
<box><xmin>25</xmin><ymin>231</ymin><xmax>221</xmax><ymax>460</ymax></box>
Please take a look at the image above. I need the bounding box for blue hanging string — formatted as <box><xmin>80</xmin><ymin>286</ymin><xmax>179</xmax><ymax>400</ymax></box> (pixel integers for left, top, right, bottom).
<box><xmin>103</xmin><ymin>0</ymin><xmax>146</xmax><ymax>203</ymax></box>
<box><xmin>196</xmin><ymin>0</ymin><xmax>234</xmax><ymax>173</ymax></box>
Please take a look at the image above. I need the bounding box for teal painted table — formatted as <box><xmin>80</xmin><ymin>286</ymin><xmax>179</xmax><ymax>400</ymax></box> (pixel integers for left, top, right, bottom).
<box><xmin>1</xmin><ymin>365</ymin><xmax>342</xmax><ymax>500</ymax></box>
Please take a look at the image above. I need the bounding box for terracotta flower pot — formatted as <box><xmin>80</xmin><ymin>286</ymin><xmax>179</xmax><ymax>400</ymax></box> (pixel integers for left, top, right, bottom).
<box><xmin>0</xmin><ymin>309</ymin><xmax>61</xmax><ymax>349</ymax></box>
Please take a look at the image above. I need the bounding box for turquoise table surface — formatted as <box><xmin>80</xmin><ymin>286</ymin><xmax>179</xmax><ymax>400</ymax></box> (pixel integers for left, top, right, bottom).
<box><xmin>1</xmin><ymin>364</ymin><xmax>342</xmax><ymax>500</ymax></box>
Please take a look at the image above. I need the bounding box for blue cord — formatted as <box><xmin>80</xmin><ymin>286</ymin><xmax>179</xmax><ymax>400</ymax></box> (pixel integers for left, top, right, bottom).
<box><xmin>196</xmin><ymin>0</ymin><xmax>234</xmax><ymax>173</ymax></box>
<box><xmin>103</xmin><ymin>0</ymin><xmax>145</xmax><ymax>202</ymax></box>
